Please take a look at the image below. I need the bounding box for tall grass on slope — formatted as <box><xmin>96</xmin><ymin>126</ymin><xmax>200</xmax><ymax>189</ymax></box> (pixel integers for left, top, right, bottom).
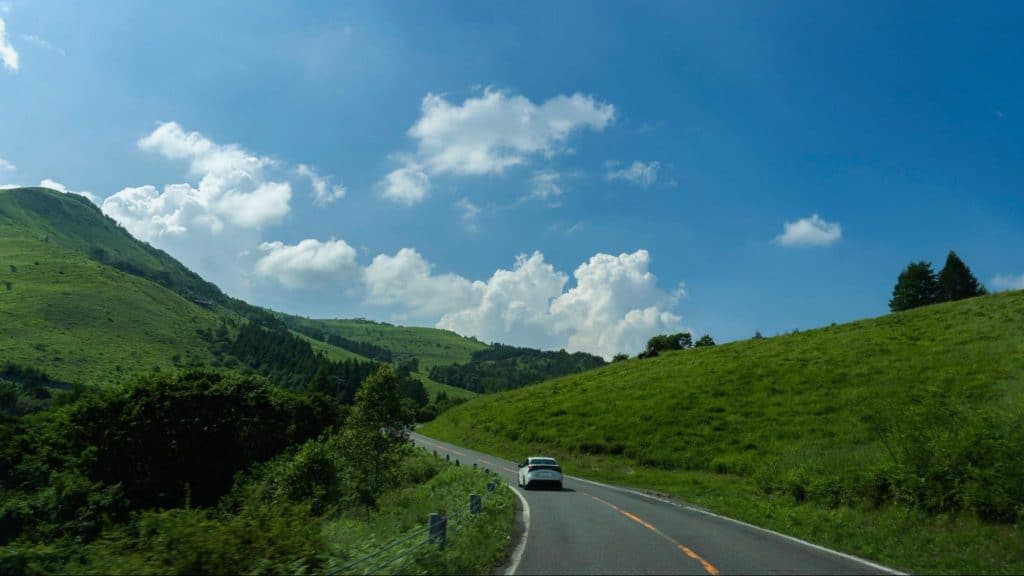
<box><xmin>422</xmin><ymin>290</ymin><xmax>1024</xmax><ymax>574</ymax></box>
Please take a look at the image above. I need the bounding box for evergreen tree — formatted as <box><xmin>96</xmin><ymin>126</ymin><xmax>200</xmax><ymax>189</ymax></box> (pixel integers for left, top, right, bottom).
<box><xmin>937</xmin><ymin>250</ymin><xmax>987</xmax><ymax>302</ymax></box>
<box><xmin>890</xmin><ymin>261</ymin><xmax>940</xmax><ymax>311</ymax></box>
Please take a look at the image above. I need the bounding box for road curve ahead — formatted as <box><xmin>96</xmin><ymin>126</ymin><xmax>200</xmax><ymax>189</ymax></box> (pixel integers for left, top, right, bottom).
<box><xmin>411</xmin><ymin>432</ymin><xmax>904</xmax><ymax>576</ymax></box>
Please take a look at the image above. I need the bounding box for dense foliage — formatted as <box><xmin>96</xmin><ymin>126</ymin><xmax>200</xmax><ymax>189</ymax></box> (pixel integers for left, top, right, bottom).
<box><xmin>0</xmin><ymin>370</ymin><xmax>342</xmax><ymax>547</ymax></box>
<box><xmin>0</xmin><ymin>365</ymin><xmax>511</xmax><ymax>575</ymax></box>
<box><xmin>428</xmin><ymin>343</ymin><xmax>606</xmax><ymax>393</ymax></box>
<box><xmin>226</xmin><ymin>321</ymin><xmax>428</xmax><ymax>407</ymax></box>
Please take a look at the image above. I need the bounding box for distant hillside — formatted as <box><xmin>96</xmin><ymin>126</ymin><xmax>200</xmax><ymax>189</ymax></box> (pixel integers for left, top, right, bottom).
<box><xmin>281</xmin><ymin>315</ymin><xmax>484</xmax><ymax>400</ymax></box>
<box><xmin>428</xmin><ymin>343</ymin><xmax>606</xmax><ymax>393</ymax></box>
<box><xmin>422</xmin><ymin>290</ymin><xmax>1024</xmax><ymax>574</ymax></box>
<box><xmin>281</xmin><ymin>316</ymin><xmax>488</xmax><ymax>371</ymax></box>
<box><xmin>0</xmin><ymin>187</ymin><xmax>472</xmax><ymax>401</ymax></box>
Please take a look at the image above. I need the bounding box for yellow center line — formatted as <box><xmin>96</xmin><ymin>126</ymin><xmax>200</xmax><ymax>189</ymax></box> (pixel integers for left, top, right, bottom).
<box><xmin>585</xmin><ymin>493</ymin><xmax>719</xmax><ymax>576</ymax></box>
<box><xmin>502</xmin><ymin>466</ymin><xmax>516</xmax><ymax>473</ymax></box>
<box><xmin>480</xmin><ymin>458</ymin><xmax>494</xmax><ymax>466</ymax></box>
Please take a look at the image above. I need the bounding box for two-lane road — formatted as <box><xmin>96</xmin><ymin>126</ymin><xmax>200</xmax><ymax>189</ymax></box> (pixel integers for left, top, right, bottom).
<box><xmin>412</xmin><ymin>432</ymin><xmax>903</xmax><ymax>575</ymax></box>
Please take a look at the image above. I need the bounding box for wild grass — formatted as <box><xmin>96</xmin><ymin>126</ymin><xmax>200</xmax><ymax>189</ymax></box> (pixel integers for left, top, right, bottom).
<box><xmin>422</xmin><ymin>290</ymin><xmax>1024</xmax><ymax>574</ymax></box>
<box><xmin>0</xmin><ymin>236</ymin><xmax>222</xmax><ymax>387</ymax></box>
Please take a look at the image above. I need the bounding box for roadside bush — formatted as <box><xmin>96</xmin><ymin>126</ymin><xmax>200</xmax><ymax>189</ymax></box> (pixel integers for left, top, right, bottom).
<box><xmin>66</xmin><ymin>501</ymin><xmax>326</xmax><ymax>575</ymax></box>
<box><xmin>874</xmin><ymin>387</ymin><xmax>1024</xmax><ymax>522</ymax></box>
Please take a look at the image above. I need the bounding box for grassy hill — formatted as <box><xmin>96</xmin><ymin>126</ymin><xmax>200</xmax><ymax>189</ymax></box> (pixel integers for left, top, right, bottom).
<box><xmin>0</xmin><ymin>190</ymin><xmax>226</xmax><ymax>386</ymax></box>
<box><xmin>0</xmin><ymin>187</ymin><xmax>475</xmax><ymax>401</ymax></box>
<box><xmin>422</xmin><ymin>290</ymin><xmax>1024</xmax><ymax>574</ymax></box>
<box><xmin>0</xmin><ymin>187</ymin><xmax>229</xmax><ymax>304</ymax></box>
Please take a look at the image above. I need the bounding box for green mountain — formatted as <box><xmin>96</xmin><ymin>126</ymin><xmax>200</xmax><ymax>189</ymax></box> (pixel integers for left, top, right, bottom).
<box><xmin>0</xmin><ymin>187</ymin><xmax>479</xmax><ymax>400</ymax></box>
<box><xmin>0</xmin><ymin>188</ymin><xmax>228</xmax><ymax>385</ymax></box>
<box><xmin>421</xmin><ymin>290</ymin><xmax>1024</xmax><ymax>573</ymax></box>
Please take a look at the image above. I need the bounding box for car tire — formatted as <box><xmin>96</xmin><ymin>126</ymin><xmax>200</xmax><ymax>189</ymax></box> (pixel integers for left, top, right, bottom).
<box><xmin>556</xmin><ymin>481</ymin><xmax>563</xmax><ymax>491</ymax></box>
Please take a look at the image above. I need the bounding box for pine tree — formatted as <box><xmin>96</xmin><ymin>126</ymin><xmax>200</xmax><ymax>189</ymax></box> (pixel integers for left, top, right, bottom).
<box><xmin>889</xmin><ymin>261</ymin><xmax>940</xmax><ymax>311</ymax></box>
<box><xmin>937</xmin><ymin>250</ymin><xmax>987</xmax><ymax>302</ymax></box>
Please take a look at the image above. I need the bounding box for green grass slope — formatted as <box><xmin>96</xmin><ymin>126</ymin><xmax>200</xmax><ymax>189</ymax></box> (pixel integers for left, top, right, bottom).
<box><xmin>0</xmin><ymin>188</ymin><xmax>226</xmax><ymax>302</ymax></box>
<box><xmin>422</xmin><ymin>291</ymin><xmax>1024</xmax><ymax>574</ymax></box>
<box><xmin>283</xmin><ymin>317</ymin><xmax>485</xmax><ymax>371</ymax></box>
<box><xmin>0</xmin><ymin>234</ymin><xmax>222</xmax><ymax>386</ymax></box>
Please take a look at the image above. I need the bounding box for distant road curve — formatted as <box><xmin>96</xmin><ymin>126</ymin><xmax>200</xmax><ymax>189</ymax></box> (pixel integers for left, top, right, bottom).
<box><xmin>411</xmin><ymin>432</ymin><xmax>904</xmax><ymax>576</ymax></box>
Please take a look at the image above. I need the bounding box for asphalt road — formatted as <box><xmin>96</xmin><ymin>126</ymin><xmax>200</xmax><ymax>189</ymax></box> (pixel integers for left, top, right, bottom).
<box><xmin>411</xmin><ymin>432</ymin><xmax>903</xmax><ymax>576</ymax></box>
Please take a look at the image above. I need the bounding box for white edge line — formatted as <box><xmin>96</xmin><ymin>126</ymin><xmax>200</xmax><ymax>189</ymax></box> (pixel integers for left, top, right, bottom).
<box><xmin>505</xmin><ymin>484</ymin><xmax>530</xmax><ymax>576</ymax></box>
<box><xmin>680</xmin><ymin>506</ymin><xmax>906</xmax><ymax>575</ymax></box>
<box><xmin>567</xmin><ymin>475</ymin><xmax>906</xmax><ymax>576</ymax></box>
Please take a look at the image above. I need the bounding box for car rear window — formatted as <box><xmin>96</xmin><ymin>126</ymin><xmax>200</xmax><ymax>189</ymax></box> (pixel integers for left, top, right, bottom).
<box><xmin>531</xmin><ymin>458</ymin><xmax>558</xmax><ymax>465</ymax></box>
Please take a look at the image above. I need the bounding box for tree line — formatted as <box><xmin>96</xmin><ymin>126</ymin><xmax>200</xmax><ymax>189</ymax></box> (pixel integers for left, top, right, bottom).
<box><xmin>629</xmin><ymin>331</ymin><xmax>716</xmax><ymax>360</ymax></box>
<box><xmin>890</xmin><ymin>250</ymin><xmax>987</xmax><ymax>312</ymax></box>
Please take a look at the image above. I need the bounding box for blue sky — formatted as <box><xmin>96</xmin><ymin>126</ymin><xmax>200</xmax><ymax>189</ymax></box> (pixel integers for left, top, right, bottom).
<box><xmin>2</xmin><ymin>0</ymin><xmax>1022</xmax><ymax>357</ymax></box>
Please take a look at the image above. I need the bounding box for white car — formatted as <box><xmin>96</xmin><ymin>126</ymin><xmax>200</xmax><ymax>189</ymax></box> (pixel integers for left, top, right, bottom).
<box><xmin>517</xmin><ymin>456</ymin><xmax>563</xmax><ymax>490</ymax></box>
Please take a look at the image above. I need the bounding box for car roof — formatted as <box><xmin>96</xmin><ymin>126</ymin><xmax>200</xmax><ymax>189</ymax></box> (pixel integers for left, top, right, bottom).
<box><xmin>528</xmin><ymin>456</ymin><xmax>558</xmax><ymax>461</ymax></box>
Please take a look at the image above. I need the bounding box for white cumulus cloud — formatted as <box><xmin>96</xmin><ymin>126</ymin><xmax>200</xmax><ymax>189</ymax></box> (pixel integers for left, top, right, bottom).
<box><xmin>364</xmin><ymin>248</ymin><xmax>478</xmax><ymax>321</ymax></box>
<box><xmin>379</xmin><ymin>162</ymin><xmax>431</xmax><ymax>206</ymax></box>
<box><xmin>0</xmin><ymin>17</ymin><xmax>18</xmax><ymax>71</ymax></box>
<box><xmin>549</xmin><ymin>250</ymin><xmax>683</xmax><ymax>357</ymax></box>
<box><xmin>103</xmin><ymin>122</ymin><xmax>292</xmax><ymax>239</ymax></box>
<box><xmin>0</xmin><ymin>156</ymin><xmax>14</xmax><ymax>171</ymax></box>
<box><xmin>774</xmin><ymin>213</ymin><xmax>842</xmax><ymax>247</ymax></box>
<box><xmin>410</xmin><ymin>88</ymin><xmax>615</xmax><ymax>176</ymax></box>
<box><xmin>296</xmin><ymin>163</ymin><xmax>345</xmax><ymax>206</ymax></box>
<box><xmin>255</xmin><ymin>238</ymin><xmax>360</xmax><ymax>289</ymax></box>
<box><xmin>363</xmin><ymin>248</ymin><xmax>683</xmax><ymax>359</ymax></box>
<box><xmin>606</xmin><ymin>160</ymin><xmax>660</xmax><ymax>187</ymax></box>
<box><xmin>991</xmin><ymin>273</ymin><xmax>1024</xmax><ymax>292</ymax></box>
<box><xmin>378</xmin><ymin>88</ymin><xmax>614</xmax><ymax>205</ymax></box>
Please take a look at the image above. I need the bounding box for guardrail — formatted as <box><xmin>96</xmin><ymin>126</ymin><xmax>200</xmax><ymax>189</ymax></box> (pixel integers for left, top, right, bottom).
<box><xmin>325</xmin><ymin>468</ymin><xmax>505</xmax><ymax>575</ymax></box>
